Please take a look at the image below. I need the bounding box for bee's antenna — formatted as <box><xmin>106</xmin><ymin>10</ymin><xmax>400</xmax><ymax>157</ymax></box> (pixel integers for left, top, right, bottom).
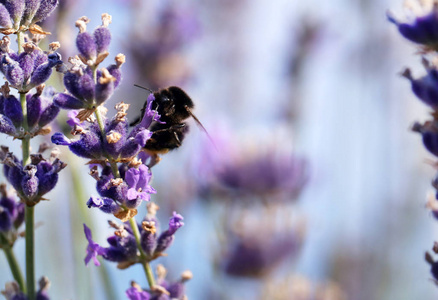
<box><xmin>134</xmin><ymin>84</ymin><xmax>153</xmax><ymax>93</ymax></box>
<box><xmin>184</xmin><ymin>105</ymin><xmax>217</xmax><ymax>150</ymax></box>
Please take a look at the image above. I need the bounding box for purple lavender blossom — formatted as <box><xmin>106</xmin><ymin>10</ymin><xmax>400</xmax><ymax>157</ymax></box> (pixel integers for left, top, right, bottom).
<box><xmin>0</xmin><ymin>147</ymin><xmax>66</xmax><ymax>205</ymax></box>
<box><xmin>1</xmin><ymin>277</ymin><xmax>51</xmax><ymax>300</ymax></box>
<box><xmin>222</xmin><ymin>224</ymin><xmax>302</xmax><ymax>278</ymax></box>
<box><xmin>0</xmin><ymin>184</ymin><xmax>24</xmax><ymax>235</ymax></box>
<box><xmin>412</xmin><ymin>121</ymin><xmax>438</xmax><ymax>157</ymax></box>
<box><xmin>127</xmin><ymin>5</ymin><xmax>200</xmax><ymax>88</ymax></box>
<box><xmin>125</xmin><ymin>164</ymin><xmax>156</xmax><ymax>202</ymax></box>
<box><xmin>52</xmin><ymin>102</ymin><xmax>153</xmax><ymax>161</ymax></box>
<box><xmin>126</xmin><ymin>287</ymin><xmax>150</xmax><ymax>300</ymax></box>
<box><xmin>388</xmin><ymin>2</ymin><xmax>438</xmax><ymax>49</ymax></box>
<box><xmin>53</xmin><ymin>54</ymin><xmax>124</xmax><ymax>111</ymax></box>
<box><xmin>88</xmin><ymin>163</ymin><xmax>156</xmax><ymax>216</ymax></box>
<box><xmin>83</xmin><ymin>224</ymin><xmax>106</xmax><ymax>266</ymax></box>
<box><xmin>0</xmin><ymin>41</ymin><xmax>61</xmax><ymax>92</ymax></box>
<box><xmin>0</xmin><ymin>0</ymin><xmax>58</xmax><ymax>33</ymax></box>
<box><xmin>402</xmin><ymin>61</ymin><xmax>438</xmax><ymax>108</ymax></box>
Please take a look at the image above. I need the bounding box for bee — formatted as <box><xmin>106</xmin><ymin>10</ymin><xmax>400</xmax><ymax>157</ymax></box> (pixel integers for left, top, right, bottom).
<box><xmin>132</xmin><ymin>85</ymin><xmax>211</xmax><ymax>167</ymax></box>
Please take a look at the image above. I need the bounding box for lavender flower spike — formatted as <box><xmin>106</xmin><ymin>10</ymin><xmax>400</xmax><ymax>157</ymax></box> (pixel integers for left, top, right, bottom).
<box><xmin>84</xmin><ymin>224</ymin><xmax>106</xmax><ymax>266</ymax></box>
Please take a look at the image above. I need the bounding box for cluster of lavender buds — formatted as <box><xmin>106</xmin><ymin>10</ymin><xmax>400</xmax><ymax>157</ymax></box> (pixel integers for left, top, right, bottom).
<box><xmin>388</xmin><ymin>0</ymin><xmax>438</xmax><ymax>284</ymax></box>
<box><xmin>0</xmin><ymin>184</ymin><xmax>24</xmax><ymax>246</ymax></box>
<box><xmin>222</xmin><ymin>218</ymin><xmax>304</xmax><ymax>278</ymax></box>
<box><xmin>1</xmin><ymin>277</ymin><xmax>49</xmax><ymax>300</ymax></box>
<box><xmin>128</xmin><ymin>4</ymin><xmax>200</xmax><ymax>88</ymax></box>
<box><xmin>0</xmin><ymin>0</ymin><xmax>58</xmax><ymax>35</ymax></box>
<box><xmin>126</xmin><ymin>264</ymin><xmax>192</xmax><ymax>300</ymax></box>
<box><xmin>52</xmin><ymin>14</ymin><xmax>123</xmax><ymax>121</ymax></box>
<box><xmin>84</xmin><ymin>204</ymin><xmax>183</xmax><ymax>268</ymax></box>
<box><xmin>0</xmin><ymin>145</ymin><xmax>65</xmax><ymax>206</ymax></box>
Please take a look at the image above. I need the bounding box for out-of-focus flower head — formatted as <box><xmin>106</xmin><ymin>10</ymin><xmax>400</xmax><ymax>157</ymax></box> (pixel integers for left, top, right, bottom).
<box><xmin>0</xmin><ymin>145</ymin><xmax>66</xmax><ymax>206</ymax></box>
<box><xmin>83</xmin><ymin>206</ymin><xmax>184</xmax><ymax>268</ymax></box>
<box><xmin>426</xmin><ymin>244</ymin><xmax>438</xmax><ymax>284</ymax></box>
<box><xmin>0</xmin><ymin>0</ymin><xmax>59</xmax><ymax>35</ymax></box>
<box><xmin>220</xmin><ymin>213</ymin><xmax>304</xmax><ymax>278</ymax></box>
<box><xmin>196</xmin><ymin>128</ymin><xmax>308</xmax><ymax>202</ymax></box>
<box><xmin>1</xmin><ymin>276</ymin><xmax>51</xmax><ymax>300</ymax></box>
<box><xmin>260</xmin><ymin>275</ymin><xmax>347</xmax><ymax>300</ymax></box>
<box><xmin>128</xmin><ymin>4</ymin><xmax>200</xmax><ymax>88</ymax></box>
<box><xmin>125</xmin><ymin>265</ymin><xmax>192</xmax><ymax>300</ymax></box>
<box><xmin>388</xmin><ymin>0</ymin><xmax>438</xmax><ymax>51</ymax></box>
<box><xmin>0</xmin><ymin>37</ymin><xmax>62</xmax><ymax>93</ymax></box>
<box><xmin>0</xmin><ymin>184</ymin><xmax>24</xmax><ymax>246</ymax></box>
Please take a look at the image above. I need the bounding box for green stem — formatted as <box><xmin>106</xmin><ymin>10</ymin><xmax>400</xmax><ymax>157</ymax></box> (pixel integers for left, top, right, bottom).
<box><xmin>17</xmin><ymin>31</ymin><xmax>24</xmax><ymax>54</ymax></box>
<box><xmin>2</xmin><ymin>243</ymin><xmax>26</xmax><ymax>292</ymax></box>
<box><xmin>20</xmin><ymin>93</ymin><xmax>30</xmax><ymax>165</ymax></box>
<box><xmin>20</xmin><ymin>79</ymin><xmax>33</xmax><ymax>299</ymax></box>
<box><xmin>128</xmin><ymin>218</ymin><xmax>155</xmax><ymax>288</ymax></box>
<box><xmin>25</xmin><ymin>206</ymin><xmax>35</xmax><ymax>300</ymax></box>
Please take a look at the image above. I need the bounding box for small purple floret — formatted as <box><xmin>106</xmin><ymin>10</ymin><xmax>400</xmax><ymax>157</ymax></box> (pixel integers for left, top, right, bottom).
<box><xmin>84</xmin><ymin>223</ymin><xmax>106</xmax><ymax>266</ymax></box>
<box><xmin>168</xmin><ymin>211</ymin><xmax>184</xmax><ymax>234</ymax></box>
<box><xmin>126</xmin><ymin>287</ymin><xmax>150</xmax><ymax>300</ymax></box>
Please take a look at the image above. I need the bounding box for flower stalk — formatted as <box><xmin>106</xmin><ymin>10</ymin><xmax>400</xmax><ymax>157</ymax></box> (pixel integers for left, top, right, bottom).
<box><xmin>1</xmin><ymin>237</ymin><xmax>25</xmax><ymax>292</ymax></box>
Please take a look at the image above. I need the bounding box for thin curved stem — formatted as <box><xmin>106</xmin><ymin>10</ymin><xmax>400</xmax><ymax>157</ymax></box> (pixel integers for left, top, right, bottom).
<box><xmin>128</xmin><ymin>217</ymin><xmax>155</xmax><ymax>288</ymax></box>
<box><xmin>1</xmin><ymin>236</ymin><xmax>25</xmax><ymax>292</ymax></box>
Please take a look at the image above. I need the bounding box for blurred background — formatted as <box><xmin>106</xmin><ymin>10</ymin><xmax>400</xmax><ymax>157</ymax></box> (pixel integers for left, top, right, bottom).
<box><xmin>1</xmin><ymin>0</ymin><xmax>438</xmax><ymax>299</ymax></box>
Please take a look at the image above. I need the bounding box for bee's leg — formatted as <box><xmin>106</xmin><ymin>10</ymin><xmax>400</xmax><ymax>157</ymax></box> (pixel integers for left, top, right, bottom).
<box><xmin>173</xmin><ymin>131</ymin><xmax>182</xmax><ymax>146</ymax></box>
<box><xmin>147</xmin><ymin>153</ymin><xmax>162</xmax><ymax>168</ymax></box>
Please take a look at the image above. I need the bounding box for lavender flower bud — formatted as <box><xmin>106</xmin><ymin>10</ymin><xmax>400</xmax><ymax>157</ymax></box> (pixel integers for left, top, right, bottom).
<box><xmin>29</xmin><ymin>52</ymin><xmax>62</xmax><ymax>87</ymax></box>
<box><xmin>103</xmin><ymin>119</ymin><xmax>127</xmax><ymax>158</ymax></box>
<box><xmin>86</xmin><ymin>196</ymin><xmax>120</xmax><ymax>214</ymax></box>
<box><xmin>3</xmin><ymin>95</ymin><xmax>22</xmax><ymax>127</ymax></box>
<box><xmin>36</xmin><ymin>159</ymin><xmax>65</xmax><ymax>196</ymax></box>
<box><xmin>4</xmin><ymin>0</ymin><xmax>25</xmax><ymax>30</ymax></box>
<box><xmin>51</xmin><ymin>129</ymin><xmax>103</xmax><ymax>159</ymax></box>
<box><xmin>103</xmin><ymin>234</ymin><xmax>137</xmax><ymax>263</ymax></box>
<box><xmin>388</xmin><ymin>7</ymin><xmax>438</xmax><ymax>47</ymax></box>
<box><xmin>76</xmin><ymin>17</ymin><xmax>96</xmax><ymax>61</ymax></box>
<box><xmin>21</xmin><ymin>165</ymin><xmax>39</xmax><ymax>199</ymax></box>
<box><xmin>154</xmin><ymin>212</ymin><xmax>184</xmax><ymax>254</ymax></box>
<box><xmin>93</xmin><ymin>14</ymin><xmax>111</xmax><ymax>54</ymax></box>
<box><xmin>18</xmin><ymin>49</ymin><xmax>34</xmax><ymax>81</ymax></box>
<box><xmin>107</xmin><ymin>54</ymin><xmax>125</xmax><ymax>89</ymax></box>
<box><xmin>53</xmin><ymin>93</ymin><xmax>85</xmax><ymax>109</ymax></box>
<box><xmin>0</xmin><ymin>115</ymin><xmax>17</xmax><ymax>135</ymax></box>
<box><xmin>402</xmin><ymin>67</ymin><xmax>438</xmax><ymax>108</ymax></box>
<box><xmin>3</xmin><ymin>56</ymin><xmax>24</xmax><ymax>86</ymax></box>
<box><xmin>38</xmin><ymin>102</ymin><xmax>59</xmax><ymax>128</ymax></box>
<box><xmin>126</xmin><ymin>286</ymin><xmax>150</xmax><ymax>300</ymax></box>
<box><xmin>32</xmin><ymin>0</ymin><xmax>58</xmax><ymax>24</ymax></box>
<box><xmin>0</xmin><ymin>206</ymin><xmax>12</xmax><ymax>232</ymax></box>
<box><xmin>95</xmin><ymin>68</ymin><xmax>114</xmax><ymax>105</ymax></box>
<box><xmin>77</xmin><ymin>72</ymin><xmax>95</xmax><ymax>103</ymax></box>
<box><xmin>27</xmin><ymin>92</ymin><xmax>42</xmax><ymax>128</ymax></box>
<box><xmin>21</xmin><ymin>0</ymin><xmax>41</xmax><ymax>27</ymax></box>
<box><xmin>0</xmin><ymin>5</ymin><xmax>12</xmax><ymax>28</ymax></box>
<box><xmin>140</xmin><ymin>221</ymin><xmax>156</xmax><ymax>257</ymax></box>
